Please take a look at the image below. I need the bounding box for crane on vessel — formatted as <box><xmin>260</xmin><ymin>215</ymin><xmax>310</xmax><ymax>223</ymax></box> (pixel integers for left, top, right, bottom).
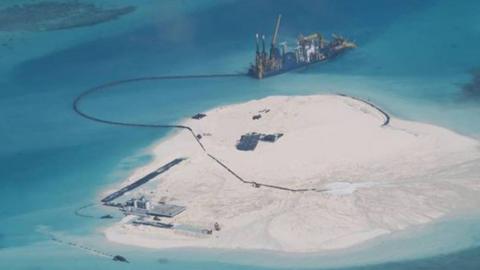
<box><xmin>270</xmin><ymin>14</ymin><xmax>282</xmax><ymax>59</ymax></box>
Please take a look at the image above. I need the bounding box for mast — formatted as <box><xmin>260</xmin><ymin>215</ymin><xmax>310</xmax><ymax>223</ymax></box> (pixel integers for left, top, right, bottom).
<box><xmin>270</xmin><ymin>14</ymin><xmax>282</xmax><ymax>59</ymax></box>
<box><xmin>262</xmin><ymin>34</ymin><xmax>266</xmax><ymax>56</ymax></box>
<box><xmin>271</xmin><ymin>14</ymin><xmax>282</xmax><ymax>47</ymax></box>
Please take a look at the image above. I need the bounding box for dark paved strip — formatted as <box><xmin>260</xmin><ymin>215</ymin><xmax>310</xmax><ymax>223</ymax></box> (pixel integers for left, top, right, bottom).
<box><xmin>101</xmin><ymin>158</ymin><xmax>185</xmax><ymax>203</ymax></box>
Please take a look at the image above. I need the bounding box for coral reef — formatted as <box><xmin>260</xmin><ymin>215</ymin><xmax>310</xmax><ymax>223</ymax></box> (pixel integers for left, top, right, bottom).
<box><xmin>0</xmin><ymin>1</ymin><xmax>135</xmax><ymax>32</ymax></box>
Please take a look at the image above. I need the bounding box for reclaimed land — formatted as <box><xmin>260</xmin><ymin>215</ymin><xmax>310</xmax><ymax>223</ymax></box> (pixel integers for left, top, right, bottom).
<box><xmin>104</xmin><ymin>94</ymin><xmax>480</xmax><ymax>252</ymax></box>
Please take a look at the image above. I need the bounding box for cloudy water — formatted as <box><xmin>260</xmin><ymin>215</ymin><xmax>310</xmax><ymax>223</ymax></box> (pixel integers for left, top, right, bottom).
<box><xmin>1</xmin><ymin>0</ymin><xmax>479</xmax><ymax>269</ymax></box>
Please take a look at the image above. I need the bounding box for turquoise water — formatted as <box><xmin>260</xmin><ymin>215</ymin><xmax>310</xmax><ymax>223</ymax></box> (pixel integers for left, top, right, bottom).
<box><xmin>1</xmin><ymin>0</ymin><xmax>480</xmax><ymax>269</ymax></box>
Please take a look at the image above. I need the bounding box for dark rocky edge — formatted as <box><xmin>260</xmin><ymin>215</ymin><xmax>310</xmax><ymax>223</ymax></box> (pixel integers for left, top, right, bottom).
<box><xmin>112</xmin><ymin>255</ymin><xmax>129</xmax><ymax>263</ymax></box>
<box><xmin>0</xmin><ymin>1</ymin><xmax>135</xmax><ymax>32</ymax></box>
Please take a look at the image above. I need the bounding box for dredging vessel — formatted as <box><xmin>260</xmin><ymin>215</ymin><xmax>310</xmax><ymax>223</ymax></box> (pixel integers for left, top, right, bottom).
<box><xmin>248</xmin><ymin>15</ymin><xmax>356</xmax><ymax>79</ymax></box>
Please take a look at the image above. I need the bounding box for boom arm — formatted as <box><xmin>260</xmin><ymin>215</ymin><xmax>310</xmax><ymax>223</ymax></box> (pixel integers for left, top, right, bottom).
<box><xmin>271</xmin><ymin>14</ymin><xmax>282</xmax><ymax>46</ymax></box>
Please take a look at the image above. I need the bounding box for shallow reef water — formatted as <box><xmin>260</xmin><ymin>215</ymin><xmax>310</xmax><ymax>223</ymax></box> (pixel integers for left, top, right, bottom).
<box><xmin>0</xmin><ymin>1</ymin><xmax>135</xmax><ymax>32</ymax></box>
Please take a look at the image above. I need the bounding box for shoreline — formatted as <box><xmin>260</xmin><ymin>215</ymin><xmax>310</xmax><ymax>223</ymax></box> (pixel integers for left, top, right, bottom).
<box><xmin>100</xmin><ymin>211</ymin><xmax>480</xmax><ymax>269</ymax></box>
<box><xmin>101</xmin><ymin>94</ymin><xmax>480</xmax><ymax>253</ymax></box>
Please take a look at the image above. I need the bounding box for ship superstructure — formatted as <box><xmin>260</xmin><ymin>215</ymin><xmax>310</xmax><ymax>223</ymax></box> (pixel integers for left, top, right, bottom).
<box><xmin>249</xmin><ymin>15</ymin><xmax>356</xmax><ymax>79</ymax></box>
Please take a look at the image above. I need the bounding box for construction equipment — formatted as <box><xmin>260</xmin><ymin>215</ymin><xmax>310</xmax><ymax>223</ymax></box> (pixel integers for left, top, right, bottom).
<box><xmin>249</xmin><ymin>15</ymin><xmax>356</xmax><ymax>79</ymax></box>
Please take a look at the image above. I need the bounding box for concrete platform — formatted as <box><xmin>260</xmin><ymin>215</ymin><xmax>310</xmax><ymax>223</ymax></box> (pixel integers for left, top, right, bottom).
<box><xmin>148</xmin><ymin>204</ymin><xmax>186</xmax><ymax>218</ymax></box>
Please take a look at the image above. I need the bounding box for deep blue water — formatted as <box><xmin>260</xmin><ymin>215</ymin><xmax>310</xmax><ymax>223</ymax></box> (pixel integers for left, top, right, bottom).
<box><xmin>1</xmin><ymin>0</ymin><xmax>480</xmax><ymax>269</ymax></box>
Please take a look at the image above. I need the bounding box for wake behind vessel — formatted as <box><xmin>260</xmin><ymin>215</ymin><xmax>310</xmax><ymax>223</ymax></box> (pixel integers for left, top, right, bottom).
<box><xmin>249</xmin><ymin>15</ymin><xmax>356</xmax><ymax>79</ymax></box>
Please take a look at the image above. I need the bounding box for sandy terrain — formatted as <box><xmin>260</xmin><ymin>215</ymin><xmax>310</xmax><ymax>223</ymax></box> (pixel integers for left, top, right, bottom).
<box><xmin>105</xmin><ymin>95</ymin><xmax>480</xmax><ymax>252</ymax></box>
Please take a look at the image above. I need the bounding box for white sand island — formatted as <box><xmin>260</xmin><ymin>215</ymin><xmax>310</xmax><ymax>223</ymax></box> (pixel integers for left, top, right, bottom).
<box><xmin>105</xmin><ymin>94</ymin><xmax>480</xmax><ymax>252</ymax></box>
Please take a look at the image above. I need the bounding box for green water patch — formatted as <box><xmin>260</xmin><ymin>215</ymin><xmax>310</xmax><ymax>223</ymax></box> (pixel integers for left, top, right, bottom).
<box><xmin>0</xmin><ymin>1</ymin><xmax>135</xmax><ymax>32</ymax></box>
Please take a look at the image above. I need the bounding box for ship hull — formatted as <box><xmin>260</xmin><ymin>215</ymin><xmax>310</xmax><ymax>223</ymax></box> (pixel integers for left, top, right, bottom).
<box><xmin>260</xmin><ymin>58</ymin><xmax>326</xmax><ymax>78</ymax></box>
<box><xmin>249</xmin><ymin>47</ymin><xmax>351</xmax><ymax>79</ymax></box>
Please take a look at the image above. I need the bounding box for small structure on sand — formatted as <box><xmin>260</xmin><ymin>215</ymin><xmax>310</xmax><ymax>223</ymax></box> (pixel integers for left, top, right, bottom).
<box><xmin>236</xmin><ymin>132</ymin><xmax>284</xmax><ymax>151</ymax></box>
<box><xmin>123</xmin><ymin>197</ymin><xmax>186</xmax><ymax>218</ymax></box>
